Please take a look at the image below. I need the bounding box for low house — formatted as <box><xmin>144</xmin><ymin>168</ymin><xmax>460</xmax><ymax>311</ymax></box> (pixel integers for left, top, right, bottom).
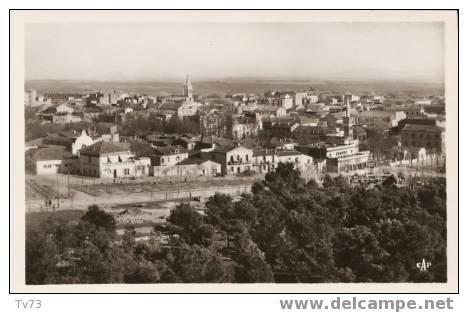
<box><xmin>52</xmin><ymin>113</ymin><xmax>82</xmax><ymax>124</ymax></box>
<box><xmin>33</xmin><ymin>146</ymin><xmax>78</xmax><ymax>175</ymax></box>
<box><xmin>56</xmin><ymin>103</ymin><xmax>75</xmax><ymax>114</ymax></box>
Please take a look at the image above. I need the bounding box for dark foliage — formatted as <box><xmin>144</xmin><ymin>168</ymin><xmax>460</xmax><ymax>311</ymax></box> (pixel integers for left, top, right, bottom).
<box><xmin>26</xmin><ymin>165</ymin><xmax>446</xmax><ymax>284</ymax></box>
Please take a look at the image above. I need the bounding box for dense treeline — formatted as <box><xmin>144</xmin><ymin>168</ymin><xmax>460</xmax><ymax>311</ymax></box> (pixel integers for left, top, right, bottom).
<box><xmin>25</xmin><ymin>120</ymin><xmax>94</xmax><ymax>142</ymax></box>
<box><xmin>25</xmin><ymin>113</ymin><xmax>200</xmax><ymax>142</ymax></box>
<box><xmin>120</xmin><ymin>113</ymin><xmax>200</xmax><ymax>137</ymax></box>
<box><xmin>26</xmin><ymin>164</ymin><xmax>446</xmax><ymax>284</ymax></box>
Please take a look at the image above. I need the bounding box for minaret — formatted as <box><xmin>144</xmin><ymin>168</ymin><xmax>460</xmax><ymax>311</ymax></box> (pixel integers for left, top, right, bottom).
<box><xmin>343</xmin><ymin>97</ymin><xmax>353</xmax><ymax>141</ymax></box>
<box><xmin>184</xmin><ymin>74</ymin><xmax>193</xmax><ymax>102</ymax></box>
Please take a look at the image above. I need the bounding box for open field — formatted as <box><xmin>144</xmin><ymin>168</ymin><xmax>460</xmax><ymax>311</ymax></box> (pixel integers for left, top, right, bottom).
<box><xmin>25</xmin><ymin>174</ymin><xmax>254</xmax><ymax>212</ymax></box>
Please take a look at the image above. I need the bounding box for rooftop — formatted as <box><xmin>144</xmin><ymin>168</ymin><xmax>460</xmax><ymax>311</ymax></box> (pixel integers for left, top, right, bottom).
<box><xmin>80</xmin><ymin>141</ymin><xmax>130</xmax><ymax>156</ymax></box>
<box><xmin>154</xmin><ymin>145</ymin><xmax>188</xmax><ymax>156</ymax></box>
<box><xmin>402</xmin><ymin>124</ymin><xmax>443</xmax><ymax>132</ymax></box>
<box><xmin>33</xmin><ymin>146</ymin><xmax>75</xmax><ymax>161</ymax></box>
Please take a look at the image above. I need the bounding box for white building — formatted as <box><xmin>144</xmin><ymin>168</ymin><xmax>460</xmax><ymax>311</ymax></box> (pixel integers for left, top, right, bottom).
<box><xmin>33</xmin><ymin>147</ymin><xmax>78</xmax><ymax>175</ymax></box>
<box><xmin>72</xmin><ymin>130</ymin><xmax>95</xmax><ymax>155</ymax></box>
<box><xmin>79</xmin><ymin>141</ymin><xmax>150</xmax><ymax>178</ymax></box>
<box><xmin>281</xmin><ymin>94</ymin><xmax>294</xmax><ymax>110</ymax></box>
<box><xmin>56</xmin><ymin>103</ymin><xmax>75</xmax><ymax>114</ymax></box>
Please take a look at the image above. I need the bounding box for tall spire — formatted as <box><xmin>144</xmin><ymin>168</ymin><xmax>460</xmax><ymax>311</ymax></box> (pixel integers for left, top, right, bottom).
<box><xmin>343</xmin><ymin>96</ymin><xmax>353</xmax><ymax>141</ymax></box>
<box><xmin>345</xmin><ymin>97</ymin><xmax>351</xmax><ymax>118</ymax></box>
<box><xmin>184</xmin><ymin>74</ymin><xmax>193</xmax><ymax>102</ymax></box>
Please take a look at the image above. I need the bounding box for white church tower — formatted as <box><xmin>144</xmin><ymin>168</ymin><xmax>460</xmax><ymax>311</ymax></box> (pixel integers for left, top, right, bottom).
<box><xmin>183</xmin><ymin>74</ymin><xmax>193</xmax><ymax>102</ymax></box>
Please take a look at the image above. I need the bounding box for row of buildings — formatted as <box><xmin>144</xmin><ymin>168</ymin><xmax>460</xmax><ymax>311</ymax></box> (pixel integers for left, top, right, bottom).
<box><xmin>29</xmin><ymin>98</ymin><xmax>373</xmax><ymax>178</ymax></box>
<box><xmin>26</xmin><ymin>76</ymin><xmax>446</xmax><ymax>178</ymax></box>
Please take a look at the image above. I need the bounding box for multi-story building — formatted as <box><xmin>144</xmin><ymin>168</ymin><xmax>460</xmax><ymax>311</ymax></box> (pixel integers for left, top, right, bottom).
<box><xmin>201</xmin><ymin>144</ymin><xmax>314</xmax><ymax>176</ymax></box>
<box><xmin>352</xmin><ymin>110</ymin><xmax>406</xmax><ymax>129</ymax></box>
<box><xmin>251</xmin><ymin>148</ymin><xmax>314</xmax><ymax>174</ymax></box>
<box><xmin>242</xmin><ymin>104</ymin><xmax>287</xmax><ymax>119</ymax></box>
<box><xmin>299</xmin><ymin>99</ymin><xmax>370</xmax><ymax>174</ymax></box>
<box><xmin>199</xmin><ymin>109</ymin><xmax>226</xmax><ymax>138</ymax></box>
<box><xmin>403</xmin><ymin>106</ymin><xmax>427</xmax><ymax>119</ymax></box>
<box><xmin>151</xmin><ymin>146</ymin><xmax>189</xmax><ymax>167</ymax></box>
<box><xmin>79</xmin><ymin>141</ymin><xmax>150</xmax><ymax>178</ymax></box>
<box><xmin>294</xmin><ymin>92</ymin><xmax>308</xmax><ymax>107</ymax></box>
<box><xmin>202</xmin><ymin>145</ymin><xmax>254</xmax><ymax>176</ymax></box>
<box><xmin>280</xmin><ymin>94</ymin><xmax>294</xmax><ymax>109</ymax></box>
<box><xmin>151</xmin><ymin>157</ymin><xmax>221</xmax><ymax>178</ymax></box>
<box><xmin>292</xmin><ymin>125</ymin><xmax>336</xmax><ymax>145</ymax></box>
<box><xmin>401</xmin><ymin>124</ymin><xmax>445</xmax><ymax>153</ymax></box>
<box><xmin>229</xmin><ymin>114</ymin><xmax>258</xmax><ymax>139</ymax></box>
<box><xmin>261</xmin><ymin>119</ymin><xmax>300</xmax><ymax>140</ymax></box>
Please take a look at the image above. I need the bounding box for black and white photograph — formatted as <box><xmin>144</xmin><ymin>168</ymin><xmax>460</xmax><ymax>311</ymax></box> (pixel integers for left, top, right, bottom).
<box><xmin>9</xmin><ymin>9</ymin><xmax>458</xmax><ymax>294</ymax></box>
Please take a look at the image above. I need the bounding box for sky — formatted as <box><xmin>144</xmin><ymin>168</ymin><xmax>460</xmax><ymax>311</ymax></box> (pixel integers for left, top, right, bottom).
<box><xmin>25</xmin><ymin>22</ymin><xmax>444</xmax><ymax>82</ymax></box>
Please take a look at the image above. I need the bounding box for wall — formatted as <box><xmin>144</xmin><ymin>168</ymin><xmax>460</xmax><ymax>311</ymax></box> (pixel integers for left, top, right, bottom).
<box><xmin>36</xmin><ymin>160</ymin><xmax>61</xmax><ymax>175</ymax></box>
<box><xmin>150</xmin><ymin>161</ymin><xmax>221</xmax><ymax>177</ymax></box>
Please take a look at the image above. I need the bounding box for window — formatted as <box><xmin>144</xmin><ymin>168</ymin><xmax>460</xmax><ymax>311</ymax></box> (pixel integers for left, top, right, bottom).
<box><xmin>124</xmin><ymin>168</ymin><xmax>130</xmax><ymax>175</ymax></box>
<box><xmin>245</xmin><ymin>154</ymin><xmax>249</xmax><ymax>162</ymax></box>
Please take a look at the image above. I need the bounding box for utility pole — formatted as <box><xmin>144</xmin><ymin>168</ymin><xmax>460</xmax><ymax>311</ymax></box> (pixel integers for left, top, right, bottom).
<box><xmin>67</xmin><ymin>168</ymin><xmax>70</xmax><ymax>198</ymax></box>
<box><xmin>56</xmin><ymin>166</ymin><xmax>60</xmax><ymax>209</ymax></box>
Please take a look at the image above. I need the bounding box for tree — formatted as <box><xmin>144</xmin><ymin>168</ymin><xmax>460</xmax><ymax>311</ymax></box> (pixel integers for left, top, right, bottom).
<box><xmin>169</xmin><ymin>244</ymin><xmax>234</xmax><ymax>283</ymax></box>
<box><xmin>81</xmin><ymin>205</ymin><xmax>116</xmax><ymax>233</ymax></box>
<box><xmin>124</xmin><ymin>259</ymin><xmax>161</xmax><ymax>283</ymax></box>
<box><xmin>231</xmin><ymin>231</ymin><xmax>274</xmax><ymax>283</ymax></box>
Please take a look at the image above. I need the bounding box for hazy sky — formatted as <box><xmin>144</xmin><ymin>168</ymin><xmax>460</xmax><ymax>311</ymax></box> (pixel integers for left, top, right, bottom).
<box><xmin>25</xmin><ymin>22</ymin><xmax>444</xmax><ymax>81</ymax></box>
